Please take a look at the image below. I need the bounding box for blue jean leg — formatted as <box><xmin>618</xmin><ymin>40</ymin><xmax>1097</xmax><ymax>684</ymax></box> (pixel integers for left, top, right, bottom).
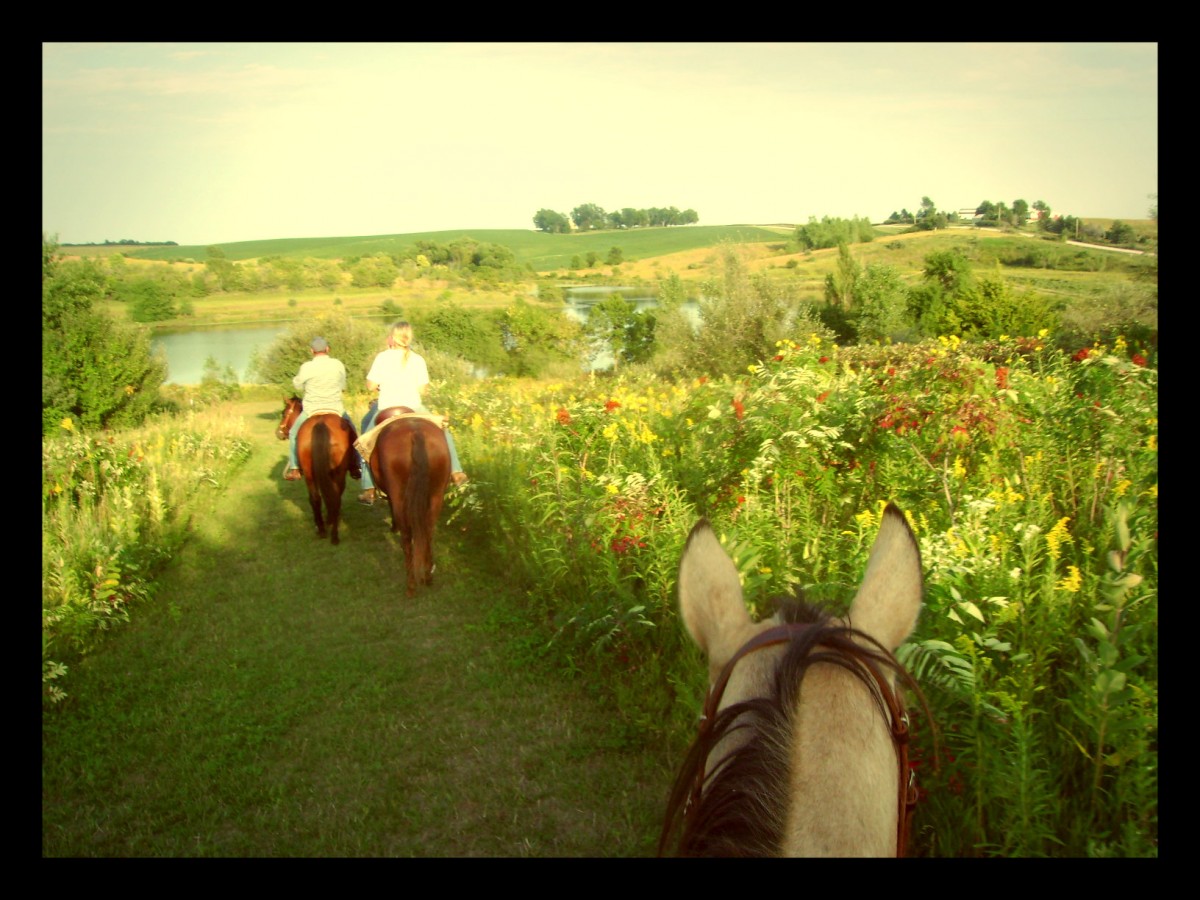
<box><xmin>359</xmin><ymin>403</ymin><xmax>378</xmax><ymax>491</ymax></box>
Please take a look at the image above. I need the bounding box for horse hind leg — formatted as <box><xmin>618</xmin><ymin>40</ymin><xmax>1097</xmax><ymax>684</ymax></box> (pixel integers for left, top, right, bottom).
<box><xmin>307</xmin><ymin>484</ymin><xmax>327</xmax><ymax>539</ymax></box>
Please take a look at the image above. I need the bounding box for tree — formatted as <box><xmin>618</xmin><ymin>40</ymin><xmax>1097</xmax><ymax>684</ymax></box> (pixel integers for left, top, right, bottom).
<box><xmin>571</xmin><ymin>203</ymin><xmax>607</xmax><ymax>231</ymax></box>
<box><xmin>533</xmin><ymin>208</ymin><xmax>571</xmax><ymax>233</ymax></box>
<box><xmin>854</xmin><ymin>264</ymin><xmax>911</xmax><ymax>342</ymax></box>
<box><xmin>824</xmin><ymin>242</ymin><xmax>860</xmax><ymax>311</ymax></box>
<box><xmin>1032</xmin><ymin>200</ymin><xmax>1051</xmax><ymax>226</ymax></box>
<box><xmin>605</xmin><ymin>246</ymin><xmax>624</xmax><ymax>266</ymax></box>
<box><xmin>1013</xmin><ymin>199</ymin><xmax>1030</xmax><ymax>227</ymax></box>
<box><xmin>922</xmin><ymin>249</ymin><xmax>974</xmax><ymax>294</ymax></box>
<box><xmin>1106</xmin><ymin>220</ymin><xmax>1136</xmax><ymax>245</ymax></box>
<box><xmin>42</xmin><ymin>235</ymin><xmax>167</xmax><ymax>434</ymax></box>
<box><xmin>586</xmin><ymin>295</ymin><xmax>637</xmax><ymax>371</ymax></box>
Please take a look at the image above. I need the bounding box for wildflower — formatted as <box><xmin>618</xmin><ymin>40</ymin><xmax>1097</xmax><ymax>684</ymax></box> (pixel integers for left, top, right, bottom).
<box><xmin>1147</xmin><ymin>434</ymin><xmax>1157</xmax><ymax>452</ymax></box>
<box><xmin>1046</xmin><ymin>517</ymin><xmax>1072</xmax><ymax>561</ymax></box>
<box><xmin>605</xmin><ymin>483</ymin><xmax>619</xmax><ymax>495</ymax></box>
<box><xmin>818</xmin><ymin>356</ymin><xmax>829</xmax><ymax>364</ymax></box>
<box><xmin>952</xmin><ymin>456</ymin><xmax>967</xmax><ymax>479</ymax></box>
<box><xmin>1132</xmin><ymin>353</ymin><xmax>1148</xmax><ymax>367</ymax></box>
<box><xmin>556</xmin><ymin>407</ymin><xmax>572</xmax><ymax>426</ymax></box>
<box><xmin>60</xmin><ymin>418</ymin><xmax>74</xmax><ymax>432</ymax></box>
<box><xmin>124</xmin><ymin>385</ymin><xmax>136</xmax><ymax>396</ymax></box>
<box><xmin>772</xmin><ymin>355</ymin><xmax>783</xmax><ymax>362</ymax></box>
<box><xmin>816</xmin><ymin>391</ymin><xmax>829</xmax><ymax>403</ymax></box>
<box><xmin>996</xmin><ymin>367</ymin><xmax>1009</xmax><ymax>391</ymax></box>
<box><xmin>1056</xmin><ymin>565</ymin><xmax>1082</xmax><ymax>593</ymax></box>
<box><xmin>887</xmin><ymin>367</ymin><xmax>896</xmax><ymax>377</ymax></box>
<box><xmin>1073</xmin><ymin>348</ymin><xmax>1089</xmax><ymax>362</ymax></box>
<box><xmin>732</xmin><ymin>398</ymin><xmax>745</xmax><ymax>420</ymax></box>
<box><xmin>604</xmin><ymin>399</ymin><xmax>621</xmax><ymax>412</ymax></box>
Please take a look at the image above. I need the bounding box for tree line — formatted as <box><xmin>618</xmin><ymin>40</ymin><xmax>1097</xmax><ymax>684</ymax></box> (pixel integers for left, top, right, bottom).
<box><xmin>883</xmin><ymin>195</ymin><xmax>1155</xmax><ymax>248</ymax></box>
<box><xmin>533</xmin><ymin>203</ymin><xmax>699</xmax><ymax>233</ymax></box>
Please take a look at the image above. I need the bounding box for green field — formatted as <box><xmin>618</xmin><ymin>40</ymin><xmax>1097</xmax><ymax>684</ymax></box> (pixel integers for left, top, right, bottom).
<box><xmin>113</xmin><ymin>225</ymin><xmax>788</xmax><ymax>272</ymax></box>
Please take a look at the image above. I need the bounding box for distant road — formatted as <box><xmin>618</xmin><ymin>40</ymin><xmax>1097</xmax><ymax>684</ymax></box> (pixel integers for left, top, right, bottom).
<box><xmin>1064</xmin><ymin>240</ymin><xmax>1147</xmax><ymax>256</ymax></box>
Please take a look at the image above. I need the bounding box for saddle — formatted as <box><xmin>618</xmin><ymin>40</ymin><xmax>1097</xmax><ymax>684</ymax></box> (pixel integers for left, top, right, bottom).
<box><xmin>353</xmin><ymin>407</ymin><xmax>448</xmax><ymax>461</ymax></box>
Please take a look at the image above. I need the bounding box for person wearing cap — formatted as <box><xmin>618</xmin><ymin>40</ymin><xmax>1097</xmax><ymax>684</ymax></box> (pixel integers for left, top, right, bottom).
<box><xmin>284</xmin><ymin>336</ymin><xmax>359</xmax><ymax>481</ymax></box>
<box><xmin>356</xmin><ymin>320</ymin><xmax>467</xmax><ymax>505</ymax></box>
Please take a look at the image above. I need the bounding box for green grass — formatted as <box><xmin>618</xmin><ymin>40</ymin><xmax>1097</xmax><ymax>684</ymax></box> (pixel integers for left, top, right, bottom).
<box><xmin>42</xmin><ymin>399</ymin><xmax>679</xmax><ymax>857</ymax></box>
<box><xmin>105</xmin><ymin>225</ymin><xmax>788</xmax><ymax>270</ymax></box>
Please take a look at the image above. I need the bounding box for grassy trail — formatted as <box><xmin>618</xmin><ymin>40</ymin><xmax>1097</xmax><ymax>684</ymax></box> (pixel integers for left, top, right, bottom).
<box><xmin>42</xmin><ymin>399</ymin><xmax>677</xmax><ymax>857</ymax></box>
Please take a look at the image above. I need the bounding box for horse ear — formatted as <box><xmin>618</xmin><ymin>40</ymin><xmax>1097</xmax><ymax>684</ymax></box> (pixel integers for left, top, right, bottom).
<box><xmin>846</xmin><ymin>503</ymin><xmax>923</xmax><ymax>650</ymax></box>
<box><xmin>678</xmin><ymin>520</ymin><xmax>752</xmax><ymax>661</ymax></box>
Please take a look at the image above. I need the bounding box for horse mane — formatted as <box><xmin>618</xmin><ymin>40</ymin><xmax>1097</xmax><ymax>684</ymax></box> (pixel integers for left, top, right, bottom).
<box><xmin>660</xmin><ymin>593</ymin><xmax>919</xmax><ymax>857</ymax></box>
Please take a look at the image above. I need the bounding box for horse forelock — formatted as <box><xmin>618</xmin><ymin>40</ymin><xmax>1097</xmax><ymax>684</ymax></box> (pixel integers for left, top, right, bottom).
<box><xmin>662</xmin><ymin>598</ymin><xmax>912</xmax><ymax>857</ymax></box>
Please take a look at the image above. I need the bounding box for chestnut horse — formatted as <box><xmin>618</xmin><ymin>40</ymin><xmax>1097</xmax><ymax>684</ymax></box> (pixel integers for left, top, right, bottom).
<box><xmin>367</xmin><ymin>408</ymin><xmax>451</xmax><ymax>596</ymax></box>
<box><xmin>660</xmin><ymin>503</ymin><xmax>931</xmax><ymax>857</ymax></box>
<box><xmin>276</xmin><ymin>396</ymin><xmax>359</xmax><ymax>545</ymax></box>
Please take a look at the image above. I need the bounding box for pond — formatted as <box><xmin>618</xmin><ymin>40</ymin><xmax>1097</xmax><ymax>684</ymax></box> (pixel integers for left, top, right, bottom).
<box><xmin>152</xmin><ymin>289</ymin><xmax>701</xmax><ymax>384</ymax></box>
<box><xmin>151</xmin><ymin>324</ymin><xmax>290</xmax><ymax>385</ymax></box>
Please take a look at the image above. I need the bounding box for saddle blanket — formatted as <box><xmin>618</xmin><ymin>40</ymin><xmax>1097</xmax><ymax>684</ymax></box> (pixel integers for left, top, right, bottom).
<box><xmin>354</xmin><ymin>413</ymin><xmax>447</xmax><ymax>461</ymax></box>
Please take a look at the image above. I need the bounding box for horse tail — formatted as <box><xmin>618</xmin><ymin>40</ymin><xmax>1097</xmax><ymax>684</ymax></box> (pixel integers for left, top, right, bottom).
<box><xmin>313</xmin><ymin>421</ymin><xmax>337</xmax><ymax>509</ymax></box>
<box><xmin>406</xmin><ymin>427</ymin><xmax>433</xmax><ymax>559</ymax></box>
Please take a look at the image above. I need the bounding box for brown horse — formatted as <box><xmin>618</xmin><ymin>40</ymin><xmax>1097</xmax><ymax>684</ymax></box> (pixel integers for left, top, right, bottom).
<box><xmin>367</xmin><ymin>408</ymin><xmax>451</xmax><ymax>596</ymax></box>
<box><xmin>660</xmin><ymin>503</ymin><xmax>931</xmax><ymax>857</ymax></box>
<box><xmin>276</xmin><ymin>396</ymin><xmax>359</xmax><ymax>545</ymax></box>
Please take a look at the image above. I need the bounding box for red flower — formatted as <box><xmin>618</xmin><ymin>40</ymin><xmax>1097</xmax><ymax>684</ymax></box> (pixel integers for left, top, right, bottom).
<box><xmin>1132</xmin><ymin>353</ymin><xmax>1148</xmax><ymax>367</ymax></box>
<box><xmin>732</xmin><ymin>398</ymin><xmax>745</xmax><ymax>420</ymax></box>
<box><xmin>995</xmin><ymin>367</ymin><xmax>1009</xmax><ymax>391</ymax></box>
<box><xmin>604</xmin><ymin>399</ymin><xmax>621</xmax><ymax>412</ymax></box>
<box><xmin>818</xmin><ymin>356</ymin><xmax>829</xmax><ymax>364</ymax></box>
<box><xmin>736</xmin><ymin>496</ymin><xmax>746</xmax><ymax>505</ymax></box>
<box><xmin>772</xmin><ymin>354</ymin><xmax>783</xmax><ymax>362</ymax></box>
<box><xmin>887</xmin><ymin>367</ymin><xmax>896</xmax><ymax>377</ymax></box>
<box><xmin>1073</xmin><ymin>348</ymin><xmax>1090</xmax><ymax>362</ymax></box>
<box><xmin>816</xmin><ymin>391</ymin><xmax>830</xmax><ymax>403</ymax></box>
<box><xmin>556</xmin><ymin>407</ymin><xmax>572</xmax><ymax>425</ymax></box>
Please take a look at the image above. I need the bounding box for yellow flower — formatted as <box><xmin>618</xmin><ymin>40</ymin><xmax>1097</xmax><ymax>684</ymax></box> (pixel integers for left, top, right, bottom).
<box><xmin>124</xmin><ymin>385</ymin><xmax>135</xmax><ymax>396</ymax></box>
<box><xmin>1056</xmin><ymin>565</ymin><xmax>1082</xmax><ymax>593</ymax></box>
<box><xmin>1115</xmin><ymin>479</ymin><xmax>1132</xmax><ymax>498</ymax></box>
<box><xmin>952</xmin><ymin>456</ymin><xmax>967</xmax><ymax>479</ymax></box>
<box><xmin>60</xmin><ymin>418</ymin><xmax>74</xmax><ymax>432</ymax></box>
<box><xmin>1046</xmin><ymin>517</ymin><xmax>1072</xmax><ymax>561</ymax></box>
<box><xmin>605</xmin><ymin>483</ymin><xmax>619</xmax><ymax>495</ymax></box>
<box><xmin>1146</xmin><ymin>435</ymin><xmax>1157</xmax><ymax>452</ymax></box>
<box><xmin>854</xmin><ymin>507</ymin><xmax>878</xmax><ymax>532</ymax></box>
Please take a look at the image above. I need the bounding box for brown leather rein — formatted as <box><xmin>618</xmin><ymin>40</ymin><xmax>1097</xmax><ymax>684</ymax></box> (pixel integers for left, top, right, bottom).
<box><xmin>687</xmin><ymin>621</ymin><xmax>919</xmax><ymax>857</ymax></box>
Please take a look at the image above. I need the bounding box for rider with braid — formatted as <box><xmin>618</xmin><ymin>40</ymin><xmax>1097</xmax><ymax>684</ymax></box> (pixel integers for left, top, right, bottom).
<box><xmin>357</xmin><ymin>321</ymin><xmax>467</xmax><ymax>506</ymax></box>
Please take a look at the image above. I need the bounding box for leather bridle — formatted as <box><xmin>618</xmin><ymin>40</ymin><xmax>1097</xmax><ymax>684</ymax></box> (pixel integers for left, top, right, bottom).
<box><xmin>687</xmin><ymin>621</ymin><xmax>920</xmax><ymax>857</ymax></box>
<box><xmin>276</xmin><ymin>399</ymin><xmax>301</xmax><ymax>441</ymax></box>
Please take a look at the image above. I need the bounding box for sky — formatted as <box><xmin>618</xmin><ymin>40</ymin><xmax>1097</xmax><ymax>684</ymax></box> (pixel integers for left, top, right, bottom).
<box><xmin>42</xmin><ymin>42</ymin><xmax>1158</xmax><ymax>247</ymax></box>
